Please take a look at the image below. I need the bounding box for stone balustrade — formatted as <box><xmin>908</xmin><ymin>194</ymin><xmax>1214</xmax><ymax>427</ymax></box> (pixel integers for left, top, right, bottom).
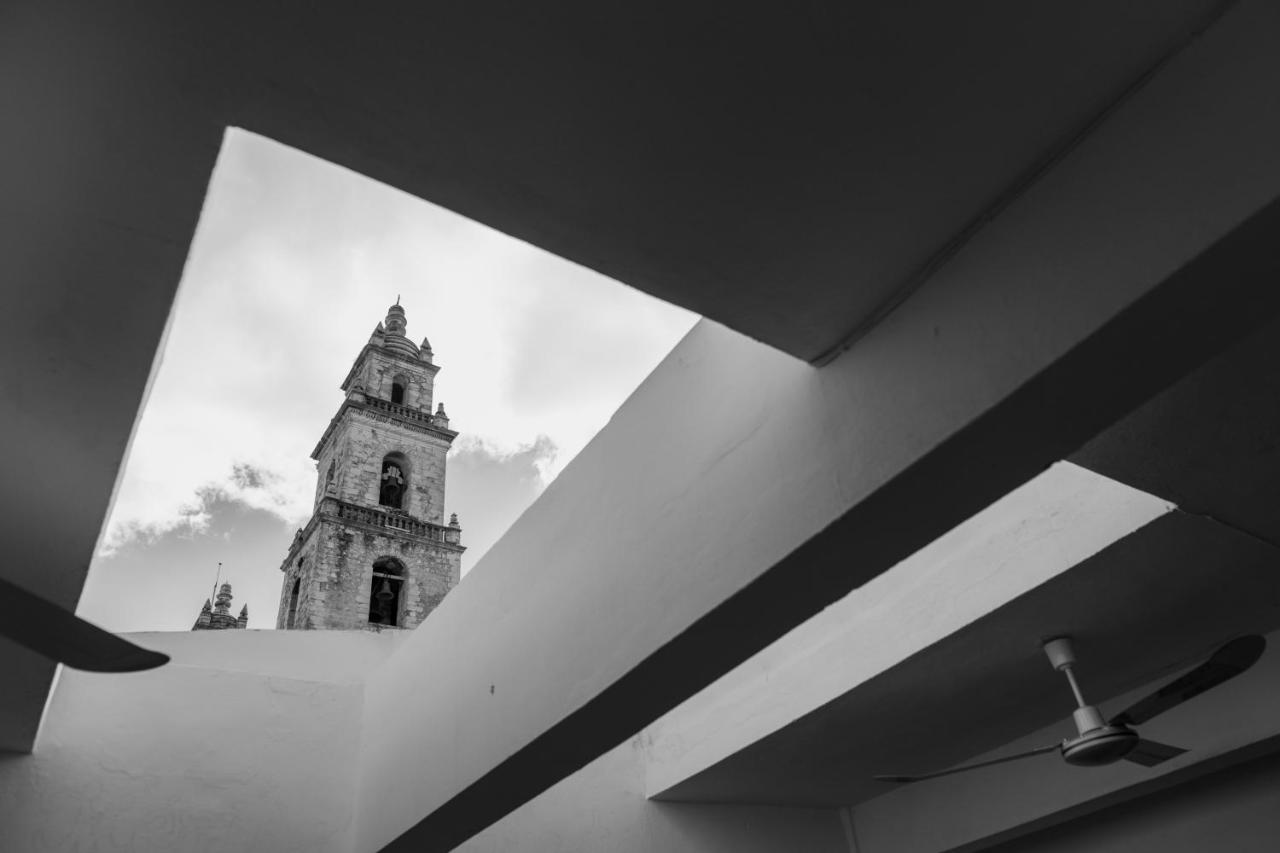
<box><xmin>324</xmin><ymin>498</ymin><xmax>462</xmax><ymax>546</ymax></box>
<box><xmin>361</xmin><ymin>394</ymin><xmax>447</xmax><ymax>428</ymax></box>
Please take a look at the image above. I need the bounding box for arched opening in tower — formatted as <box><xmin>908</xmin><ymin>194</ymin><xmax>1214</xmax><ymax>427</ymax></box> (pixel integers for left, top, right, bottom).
<box><xmin>369</xmin><ymin>557</ymin><xmax>404</xmax><ymax>627</ymax></box>
<box><xmin>286</xmin><ymin>576</ymin><xmax>301</xmax><ymax>629</ymax></box>
<box><xmin>390</xmin><ymin>374</ymin><xmax>408</xmax><ymax>405</ymax></box>
<box><xmin>379</xmin><ymin>452</ymin><xmax>410</xmax><ymax>509</ymax></box>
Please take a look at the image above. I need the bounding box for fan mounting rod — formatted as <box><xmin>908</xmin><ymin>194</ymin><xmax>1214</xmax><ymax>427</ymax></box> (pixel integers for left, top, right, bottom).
<box><xmin>1044</xmin><ymin>636</ymin><xmax>1088</xmax><ymax>707</ymax></box>
<box><xmin>1043</xmin><ymin>636</ymin><xmax>1112</xmax><ymax>737</ymax></box>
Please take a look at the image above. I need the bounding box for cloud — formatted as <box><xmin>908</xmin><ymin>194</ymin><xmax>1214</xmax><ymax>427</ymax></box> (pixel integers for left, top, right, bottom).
<box><xmin>82</xmin><ymin>492</ymin><xmax>297</xmax><ymax>633</ymax></box>
<box><xmin>82</xmin><ymin>435</ymin><xmax>567</xmax><ymax>632</ymax></box>
<box><xmin>230</xmin><ymin>463</ymin><xmax>272</xmax><ymax>491</ymax></box>
<box><xmin>88</xmin><ymin>129</ymin><xmax>697</xmax><ymax>624</ymax></box>
<box><xmin>447</xmin><ymin>436</ymin><xmax>559</xmax><ymax>571</ymax></box>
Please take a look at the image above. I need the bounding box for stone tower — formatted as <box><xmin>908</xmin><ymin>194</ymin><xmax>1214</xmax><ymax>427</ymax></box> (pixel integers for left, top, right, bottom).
<box><xmin>192</xmin><ymin>582</ymin><xmax>249</xmax><ymax>631</ymax></box>
<box><xmin>276</xmin><ymin>302</ymin><xmax>464</xmax><ymax>631</ymax></box>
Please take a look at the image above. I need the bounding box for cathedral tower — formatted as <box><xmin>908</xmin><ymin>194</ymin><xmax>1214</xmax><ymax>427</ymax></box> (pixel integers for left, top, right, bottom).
<box><xmin>276</xmin><ymin>302</ymin><xmax>464</xmax><ymax>630</ymax></box>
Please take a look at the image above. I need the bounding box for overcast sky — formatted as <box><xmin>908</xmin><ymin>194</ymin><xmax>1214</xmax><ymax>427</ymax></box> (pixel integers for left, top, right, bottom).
<box><xmin>79</xmin><ymin>129</ymin><xmax>697</xmax><ymax>632</ymax></box>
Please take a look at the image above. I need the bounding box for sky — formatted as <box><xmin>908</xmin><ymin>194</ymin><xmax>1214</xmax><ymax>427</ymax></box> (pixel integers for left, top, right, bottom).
<box><xmin>79</xmin><ymin>129</ymin><xmax>698</xmax><ymax>632</ymax></box>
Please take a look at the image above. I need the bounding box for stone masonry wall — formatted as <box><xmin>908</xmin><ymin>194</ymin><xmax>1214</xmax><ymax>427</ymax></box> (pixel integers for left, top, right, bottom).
<box><xmin>315</xmin><ymin>410</ymin><xmax>452</xmax><ymax>523</ymax></box>
<box><xmin>275</xmin><ymin>533</ymin><xmax>320</xmax><ymax>629</ymax></box>
<box><xmin>287</xmin><ymin>518</ymin><xmax>461</xmax><ymax>630</ymax></box>
<box><xmin>362</xmin><ymin>352</ymin><xmax>436</xmax><ymax>413</ymax></box>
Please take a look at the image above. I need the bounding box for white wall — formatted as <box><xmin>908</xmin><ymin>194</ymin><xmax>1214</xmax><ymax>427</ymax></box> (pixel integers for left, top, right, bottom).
<box><xmin>457</xmin><ymin>736</ymin><xmax>850</xmax><ymax>853</ymax></box>
<box><xmin>0</xmin><ymin>629</ymin><xmax>850</xmax><ymax>853</ymax></box>
<box><xmin>0</xmin><ymin>631</ymin><xmax>400</xmax><ymax>853</ymax></box>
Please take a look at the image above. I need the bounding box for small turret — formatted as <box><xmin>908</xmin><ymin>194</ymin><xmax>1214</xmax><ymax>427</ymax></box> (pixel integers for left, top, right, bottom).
<box><xmin>192</xmin><ymin>599</ymin><xmax>213</xmax><ymax>630</ymax></box>
<box><xmin>236</xmin><ymin>604</ymin><xmax>249</xmax><ymax>630</ymax></box>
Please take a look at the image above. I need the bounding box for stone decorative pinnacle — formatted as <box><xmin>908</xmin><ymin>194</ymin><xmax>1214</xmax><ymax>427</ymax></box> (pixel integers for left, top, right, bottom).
<box><xmin>436</xmin><ymin>402</ymin><xmax>447</xmax><ymax>416</ymax></box>
<box><xmin>449</xmin><ymin>512</ymin><xmax>460</xmax><ymax>528</ymax></box>
<box><xmin>193</xmin><ymin>598</ymin><xmax>214</xmax><ymax>630</ymax></box>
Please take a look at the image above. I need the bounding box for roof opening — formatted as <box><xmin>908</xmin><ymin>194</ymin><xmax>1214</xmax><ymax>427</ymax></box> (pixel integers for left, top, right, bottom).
<box><xmin>81</xmin><ymin>129</ymin><xmax>698</xmax><ymax>632</ymax></box>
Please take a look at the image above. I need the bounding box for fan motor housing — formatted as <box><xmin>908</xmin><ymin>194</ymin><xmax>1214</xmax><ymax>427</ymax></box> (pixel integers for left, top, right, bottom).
<box><xmin>1061</xmin><ymin>725</ymin><xmax>1140</xmax><ymax>766</ymax></box>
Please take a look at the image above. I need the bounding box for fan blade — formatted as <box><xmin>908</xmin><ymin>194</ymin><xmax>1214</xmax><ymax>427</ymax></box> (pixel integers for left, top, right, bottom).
<box><xmin>875</xmin><ymin>742</ymin><xmax>1061</xmax><ymax>784</ymax></box>
<box><xmin>1124</xmin><ymin>739</ymin><xmax>1188</xmax><ymax>768</ymax></box>
<box><xmin>0</xmin><ymin>576</ymin><xmax>169</xmax><ymax>673</ymax></box>
<box><xmin>1109</xmin><ymin>635</ymin><xmax>1265</xmax><ymax>727</ymax></box>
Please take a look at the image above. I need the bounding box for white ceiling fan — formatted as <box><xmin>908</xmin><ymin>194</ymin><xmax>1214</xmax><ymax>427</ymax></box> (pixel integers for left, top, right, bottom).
<box><xmin>0</xmin><ymin>576</ymin><xmax>169</xmax><ymax>672</ymax></box>
<box><xmin>875</xmin><ymin>634</ymin><xmax>1265</xmax><ymax>784</ymax></box>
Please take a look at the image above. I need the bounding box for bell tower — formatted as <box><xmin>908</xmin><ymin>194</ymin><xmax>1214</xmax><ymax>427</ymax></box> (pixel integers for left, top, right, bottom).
<box><xmin>276</xmin><ymin>301</ymin><xmax>464</xmax><ymax>630</ymax></box>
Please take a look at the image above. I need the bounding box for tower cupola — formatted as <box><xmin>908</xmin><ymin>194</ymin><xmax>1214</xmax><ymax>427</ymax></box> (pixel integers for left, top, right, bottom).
<box><xmin>381</xmin><ymin>300</ymin><xmax>421</xmax><ymax>359</ymax></box>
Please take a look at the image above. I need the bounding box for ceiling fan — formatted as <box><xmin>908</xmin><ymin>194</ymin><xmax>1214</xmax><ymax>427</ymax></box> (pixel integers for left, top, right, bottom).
<box><xmin>0</xmin><ymin>576</ymin><xmax>169</xmax><ymax>672</ymax></box>
<box><xmin>875</xmin><ymin>633</ymin><xmax>1265</xmax><ymax>784</ymax></box>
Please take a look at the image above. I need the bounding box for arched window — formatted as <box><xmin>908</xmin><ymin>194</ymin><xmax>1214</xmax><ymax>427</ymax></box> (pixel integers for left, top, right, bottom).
<box><xmin>325</xmin><ymin>460</ymin><xmax>335</xmax><ymax>491</ymax></box>
<box><xmin>369</xmin><ymin>557</ymin><xmax>404</xmax><ymax>627</ymax></box>
<box><xmin>390</xmin><ymin>375</ymin><xmax>408</xmax><ymax>405</ymax></box>
<box><xmin>286</xmin><ymin>575</ymin><xmax>301</xmax><ymax>630</ymax></box>
<box><xmin>379</xmin><ymin>452</ymin><xmax>410</xmax><ymax>509</ymax></box>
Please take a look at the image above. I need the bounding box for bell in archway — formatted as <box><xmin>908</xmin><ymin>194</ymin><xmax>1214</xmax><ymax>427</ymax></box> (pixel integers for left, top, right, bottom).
<box><xmin>376</xmin><ymin>579</ymin><xmax>395</xmax><ymax>601</ymax></box>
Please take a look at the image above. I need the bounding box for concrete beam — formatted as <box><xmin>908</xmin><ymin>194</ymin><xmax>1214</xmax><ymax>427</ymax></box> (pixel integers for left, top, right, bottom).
<box><xmin>644</xmin><ymin>508</ymin><xmax>1280</xmax><ymax>807</ymax></box>
<box><xmin>362</xmin><ymin>204</ymin><xmax>1280</xmax><ymax>849</ymax></box>
<box><xmin>354</xmin><ymin>3</ymin><xmax>1280</xmax><ymax>841</ymax></box>
<box><xmin>0</xmin><ymin>11</ymin><xmax>222</xmax><ymax>751</ymax></box>
<box><xmin>641</xmin><ymin>463</ymin><xmax>1175</xmax><ymax>802</ymax></box>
